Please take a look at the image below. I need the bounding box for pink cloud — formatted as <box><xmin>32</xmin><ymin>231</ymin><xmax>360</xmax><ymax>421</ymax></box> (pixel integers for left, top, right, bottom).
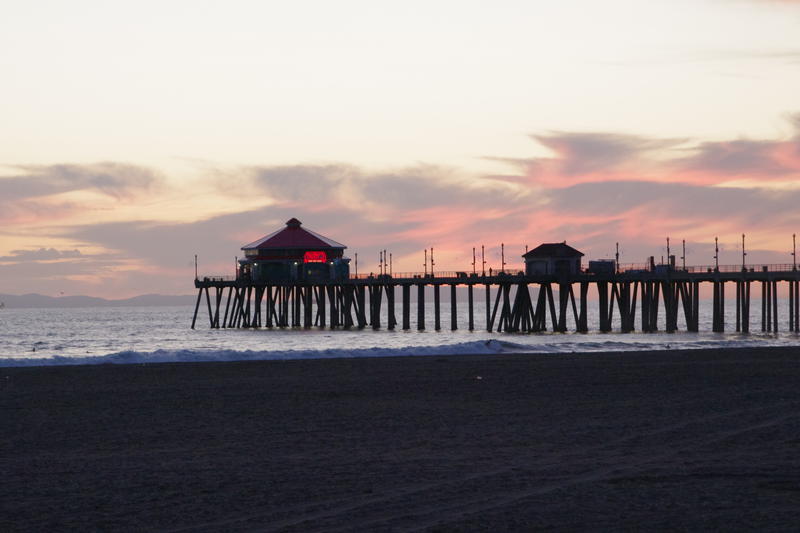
<box><xmin>497</xmin><ymin>117</ymin><xmax>800</xmax><ymax>189</ymax></box>
<box><xmin>5</xmin><ymin>114</ymin><xmax>800</xmax><ymax>296</ymax></box>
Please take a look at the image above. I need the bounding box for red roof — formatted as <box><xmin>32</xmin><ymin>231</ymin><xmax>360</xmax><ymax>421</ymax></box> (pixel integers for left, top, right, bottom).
<box><xmin>242</xmin><ymin>218</ymin><xmax>346</xmax><ymax>251</ymax></box>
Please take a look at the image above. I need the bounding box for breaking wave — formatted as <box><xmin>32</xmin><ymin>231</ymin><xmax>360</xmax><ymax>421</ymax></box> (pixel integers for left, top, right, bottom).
<box><xmin>0</xmin><ymin>337</ymin><xmax>790</xmax><ymax>367</ymax></box>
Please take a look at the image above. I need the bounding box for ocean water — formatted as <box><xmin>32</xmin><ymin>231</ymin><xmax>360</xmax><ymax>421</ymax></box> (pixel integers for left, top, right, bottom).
<box><xmin>1</xmin><ymin>298</ymin><xmax>799</xmax><ymax>367</ymax></box>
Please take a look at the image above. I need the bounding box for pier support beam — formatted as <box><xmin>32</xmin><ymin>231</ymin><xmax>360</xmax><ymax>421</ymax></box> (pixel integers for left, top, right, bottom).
<box><xmin>533</xmin><ymin>284</ymin><xmax>548</xmax><ymax>332</ymax></box>
<box><xmin>556</xmin><ymin>283</ymin><xmax>569</xmax><ymax>332</ymax></box>
<box><xmin>743</xmin><ymin>280</ymin><xmax>751</xmax><ymax>333</ymax></box>
<box><xmin>546</xmin><ymin>283</ymin><xmax>558</xmax><ymax>332</ymax></box>
<box><xmin>434</xmin><ymin>284</ymin><xmax>441</xmax><ymax>331</ymax></box>
<box><xmin>662</xmin><ymin>281</ymin><xmax>679</xmax><ymax>333</ymax></box>
<box><xmin>402</xmin><ymin>284</ymin><xmax>410</xmax><ymax>330</ymax></box>
<box><xmin>577</xmin><ymin>282</ymin><xmax>589</xmax><ymax>333</ymax></box>
<box><xmin>790</xmin><ymin>278</ymin><xmax>799</xmax><ymax>332</ymax></box>
<box><xmin>640</xmin><ymin>281</ymin><xmax>660</xmax><ymax>333</ymax></box>
<box><xmin>761</xmin><ymin>280</ymin><xmax>772</xmax><ymax>332</ymax></box>
<box><xmin>616</xmin><ymin>281</ymin><xmax>637</xmax><ymax>333</ymax></box>
<box><xmin>450</xmin><ymin>284</ymin><xmax>458</xmax><ymax>331</ymax></box>
<box><xmin>772</xmin><ymin>280</ymin><xmax>778</xmax><ymax>333</ymax></box>
<box><xmin>356</xmin><ymin>286</ymin><xmax>367</xmax><ymax>329</ymax></box>
<box><xmin>487</xmin><ymin>283</ymin><xmax>503</xmax><ymax>332</ymax></box>
<box><xmin>303</xmin><ymin>286</ymin><xmax>313</xmax><ymax>328</ymax></box>
<box><xmin>191</xmin><ymin>288</ymin><xmax>202</xmax><ymax>330</ymax></box>
<box><xmin>508</xmin><ymin>283</ymin><xmax>535</xmax><ymax>332</ymax></box>
<box><xmin>417</xmin><ymin>283</ymin><xmax>425</xmax><ymax>330</ymax></box>
<box><xmin>369</xmin><ymin>284</ymin><xmax>382</xmax><ymax>330</ymax></box>
<box><xmin>326</xmin><ymin>286</ymin><xmax>337</xmax><ymax>328</ymax></box>
<box><xmin>485</xmin><ymin>284</ymin><xmax>491</xmax><ymax>331</ymax></box>
<box><xmin>343</xmin><ymin>286</ymin><xmax>354</xmax><ymax>328</ymax></box>
<box><xmin>598</xmin><ymin>282</ymin><xmax>611</xmax><ymax>332</ymax></box>
<box><xmin>501</xmin><ymin>283</ymin><xmax>512</xmax><ymax>332</ymax></box>
<box><xmin>468</xmin><ymin>284</ymin><xmax>474</xmax><ymax>331</ymax></box>
<box><xmin>387</xmin><ymin>285</ymin><xmax>396</xmax><ymax>330</ymax></box>
<box><xmin>735</xmin><ymin>280</ymin><xmax>750</xmax><ymax>333</ymax></box>
<box><xmin>712</xmin><ymin>280</ymin><xmax>725</xmax><ymax>333</ymax></box>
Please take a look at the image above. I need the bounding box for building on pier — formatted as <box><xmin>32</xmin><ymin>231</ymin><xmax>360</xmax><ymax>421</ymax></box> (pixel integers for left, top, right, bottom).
<box><xmin>523</xmin><ymin>242</ymin><xmax>584</xmax><ymax>276</ymax></box>
<box><xmin>239</xmin><ymin>218</ymin><xmax>350</xmax><ymax>282</ymax></box>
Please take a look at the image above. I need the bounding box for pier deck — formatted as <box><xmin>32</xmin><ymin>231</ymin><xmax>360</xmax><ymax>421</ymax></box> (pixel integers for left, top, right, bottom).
<box><xmin>191</xmin><ymin>265</ymin><xmax>800</xmax><ymax>334</ymax></box>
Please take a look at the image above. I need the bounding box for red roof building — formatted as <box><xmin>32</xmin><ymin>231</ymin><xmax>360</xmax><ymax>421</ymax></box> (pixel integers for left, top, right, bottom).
<box><xmin>242</xmin><ymin>218</ymin><xmax>346</xmax><ymax>252</ymax></box>
<box><xmin>240</xmin><ymin>218</ymin><xmax>349</xmax><ymax>282</ymax></box>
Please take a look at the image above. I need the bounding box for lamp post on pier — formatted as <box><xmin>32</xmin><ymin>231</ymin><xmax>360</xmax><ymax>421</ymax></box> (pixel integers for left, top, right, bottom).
<box><xmin>430</xmin><ymin>247</ymin><xmax>435</xmax><ymax>277</ymax></box>
<box><xmin>666</xmin><ymin>237</ymin><xmax>671</xmax><ymax>268</ymax></box>
<box><xmin>481</xmin><ymin>245</ymin><xmax>486</xmax><ymax>276</ymax></box>
<box><xmin>501</xmin><ymin>243</ymin><xmax>506</xmax><ymax>273</ymax></box>
<box><xmin>742</xmin><ymin>234</ymin><xmax>747</xmax><ymax>271</ymax></box>
<box><xmin>472</xmin><ymin>247</ymin><xmax>476</xmax><ymax>275</ymax></box>
<box><xmin>793</xmin><ymin>234</ymin><xmax>797</xmax><ymax>271</ymax></box>
<box><xmin>424</xmin><ymin>249</ymin><xmax>427</xmax><ymax>276</ymax></box>
<box><xmin>682</xmin><ymin>240</ymin><xmax>686</xmax><ymax>271</ymax></box>
<box><xmin>714</xmin><ymin>237</ymin><xmax>719</xmax><ymax>271</ymax></box>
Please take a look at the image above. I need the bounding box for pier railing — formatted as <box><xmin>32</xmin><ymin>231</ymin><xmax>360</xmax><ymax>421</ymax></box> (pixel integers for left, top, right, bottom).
<box><xmin>683</xmin><ymin>263</ymin><xmax>798</xmax><ymax>273</ymax></box>
<box><xmin>199</xmin><ymin>263</ymin><xmax>799</xmax><ymax>283</ymax></box>
<box><xmin>350</xmin><ymin>270</ymin><xmax>519</xmax><ymax>280</ymax></box>
<box><xmin>198</xmin><ymin>275</ymin><xmax>237</xmax><ymax>282</ymax></box>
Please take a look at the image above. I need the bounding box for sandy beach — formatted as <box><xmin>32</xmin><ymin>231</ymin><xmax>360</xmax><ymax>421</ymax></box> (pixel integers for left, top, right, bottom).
<box><xmin>2</xmin><ymin>347</ymin><xmax>800</xmax><ymax>531</ymax></box>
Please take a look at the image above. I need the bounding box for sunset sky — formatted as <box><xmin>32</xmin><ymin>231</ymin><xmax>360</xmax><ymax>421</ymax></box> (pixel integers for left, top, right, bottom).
<box><xmin>2</xmin><ymin>0</ymin><xmax>800</xmax><ymax>297</ymax></box>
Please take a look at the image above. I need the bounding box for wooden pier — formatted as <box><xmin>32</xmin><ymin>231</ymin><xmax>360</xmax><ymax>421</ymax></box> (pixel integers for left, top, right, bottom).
<box><xmin>192</xmin><ymin>265</ymin><xmax>800</xmax><ymax>334</ymax></box>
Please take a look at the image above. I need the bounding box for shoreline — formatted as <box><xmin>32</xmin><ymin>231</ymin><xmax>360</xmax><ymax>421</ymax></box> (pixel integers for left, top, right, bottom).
<box><xmin>0</xmin><ymin>344</ymin><xmax>800</xmax><ymax>372</ymax></box>
<box><xmin>4</xmin><ymin>345</ymin><xmax>800</xmax><ymax>531</ymax></box>
<box><xmin>3</xmin><ymin>342</ymin><xmax>800</xmax><ymax>369</ymax></box>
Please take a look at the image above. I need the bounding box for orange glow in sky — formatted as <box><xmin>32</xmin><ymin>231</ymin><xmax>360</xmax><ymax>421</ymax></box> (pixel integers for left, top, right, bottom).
<box><xmin>2</xmin><ymin>0</ymin><xmax>800</xmax><ymax>297</ymax></box>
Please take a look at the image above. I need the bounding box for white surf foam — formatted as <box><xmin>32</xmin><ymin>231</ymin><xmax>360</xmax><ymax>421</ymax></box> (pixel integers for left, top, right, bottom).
<box><xmin>0</xmin><ymin>339</ymin><xmax>509</xmax><ymax>367</ymax></box>
<box><xmin>0</xmin><ymin>336</ymin><xmax>791</xmax><ymax>367</ymax></box>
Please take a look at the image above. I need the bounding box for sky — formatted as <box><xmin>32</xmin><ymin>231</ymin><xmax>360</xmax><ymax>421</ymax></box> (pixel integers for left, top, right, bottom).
<box><xmin>1</xmin><ymin>0</ymin><xmax>800</xmax><ymax>297</ymax></box>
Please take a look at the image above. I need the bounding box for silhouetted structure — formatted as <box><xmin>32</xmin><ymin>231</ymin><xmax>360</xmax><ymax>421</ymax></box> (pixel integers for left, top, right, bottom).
<box><xmin>523</xmin><ymin>242</ymin><xmax>583</xmax><ymax>276</ymax></box>
<box><xmin>192</xmin><ymin>230</ymin><xmax>800</xmax><ymax>336</ymax></box>
<box><xmin>239</xmin><ymin>218</ymin><xmax>349</xmax><ymax>282</ymax></box>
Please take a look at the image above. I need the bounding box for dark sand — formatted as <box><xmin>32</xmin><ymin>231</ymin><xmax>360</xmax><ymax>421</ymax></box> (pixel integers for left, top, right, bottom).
<box><xmin>2</xmin><ymin>347</ymin><xmax>800</xmax><ymax>532</ymax></box>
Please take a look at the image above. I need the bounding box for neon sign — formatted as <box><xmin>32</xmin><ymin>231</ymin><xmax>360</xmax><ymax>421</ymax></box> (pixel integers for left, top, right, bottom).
<box><xmin>303</xmin><ymin>251</ymin><xmax>327</xmax><ymax>263</ymax></box>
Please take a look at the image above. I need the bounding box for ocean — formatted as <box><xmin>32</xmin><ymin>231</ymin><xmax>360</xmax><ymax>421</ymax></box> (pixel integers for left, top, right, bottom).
<box><xmin>1</xmin><ymin>298</ymin><xmax>799</xmax><ymax>367</ymax></box>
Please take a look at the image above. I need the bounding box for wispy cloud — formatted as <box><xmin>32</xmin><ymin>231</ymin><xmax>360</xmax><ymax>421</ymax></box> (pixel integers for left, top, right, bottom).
<box><xmin>0</xmin><ymin>162</ymin><xmax>161</xmax><ymax>201</ymax></box>
<box><xmin>0</xmin><ymin>248</ymin><xmax>82</xmax><ymax>262</ymax></box>
<box><xmin>497</xmin><ymin>132</ymin><xmax>686</xmax><ymax>187</ymax></box>
<box><xmin>3</xmin><ymin>114</ymin><xmax>800</xmax><ymax>295</ymax></box>
<box><xmin>0</xmin><ymin>162</ymin><xmax>163</xmax><ymax>225</ymax></box>
<box><xmin>493</xmin><ymin>115</ymin><xmax>800</xmax><ymax>189</ymax></box>
<box><xmin>249</xmin><ymin>163</ymin><xmax>522</xmax><ymax>214</ymax></box>
<box><xmin>533</xmin><ymin>132</ymin><xmax>682</xmax><ymax>176</ymax></box>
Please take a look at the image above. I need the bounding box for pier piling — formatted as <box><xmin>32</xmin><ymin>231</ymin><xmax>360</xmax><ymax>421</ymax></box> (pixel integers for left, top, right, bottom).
<box><xmin>192</xmin><ymin>266</ymin><xmax>800</xmax><ymax>336</ymax></box>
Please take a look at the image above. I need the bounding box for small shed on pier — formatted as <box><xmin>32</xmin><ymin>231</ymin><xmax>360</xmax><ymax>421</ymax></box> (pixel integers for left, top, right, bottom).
<box><xmin>240</xmin><ymin>218</ymin><xmax>349</xmax><ymax>282</ymax></box>
<box><xmin>523</xmin><ymin>242</ymin><xmax>584</xmax><ymax>276</ymax></box>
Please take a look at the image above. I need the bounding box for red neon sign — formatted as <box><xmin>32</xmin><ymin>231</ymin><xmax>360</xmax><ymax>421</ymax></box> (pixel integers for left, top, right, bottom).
<box><xmin>303</xmin><ymin>251</ymin><xmax>327</xmax><ymax>263</ymax></box>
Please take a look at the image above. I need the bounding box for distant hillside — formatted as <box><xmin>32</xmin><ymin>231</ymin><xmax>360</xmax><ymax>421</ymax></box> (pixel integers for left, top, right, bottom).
<box><xmin>0</xmin><ymin>293</ymin><xmax>196</xmax><ymax>309</ymax></box>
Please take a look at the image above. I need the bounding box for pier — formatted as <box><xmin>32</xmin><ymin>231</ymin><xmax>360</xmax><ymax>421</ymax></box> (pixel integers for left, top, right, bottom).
<box><xmin>191</xmin><ymin>265</ymin><xmax>800</xmax><ymax>334</ymax></box>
